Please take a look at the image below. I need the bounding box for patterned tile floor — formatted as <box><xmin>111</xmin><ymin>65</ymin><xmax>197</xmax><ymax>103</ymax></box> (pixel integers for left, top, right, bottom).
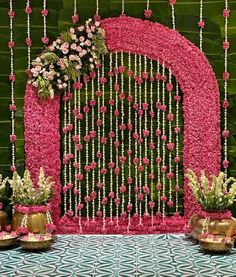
<box><xmin>0</xmin><ymin>234</ymin><xmax>236</xmax><ymax>276</ymax></box>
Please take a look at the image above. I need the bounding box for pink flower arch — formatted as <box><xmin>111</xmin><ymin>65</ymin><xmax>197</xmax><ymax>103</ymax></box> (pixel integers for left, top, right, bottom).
<box><xmin>24</xmin><ymin>16</ymin><xmax>220</xmax><ymax>229</ymax></box>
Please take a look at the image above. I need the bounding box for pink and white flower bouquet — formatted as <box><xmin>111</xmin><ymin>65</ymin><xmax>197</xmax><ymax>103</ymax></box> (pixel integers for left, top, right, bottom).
<box><xmin>28</xmin><ymin>19</ymin><xmax>108</xmax><ymax>98</ymax></box>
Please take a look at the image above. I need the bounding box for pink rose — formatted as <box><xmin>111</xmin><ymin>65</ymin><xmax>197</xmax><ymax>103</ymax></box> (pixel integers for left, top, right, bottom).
<box><xmin>8</xmin><ymin>10</ymin><xmax>15</xmax><ymax>18</ymax></box>
<box><xmin>25</xmin><ymin>6</ymin><xmax>32</xmax><ymax>14</ymax></box>
<box><xmin>10</xmin><ymin>134</ymin><xmax>16</xmax><ymax>142</ymax></box>
<box><xmin>160</xmin><ymin>196</ymin><xmax>167</xmax><ymax>202</ymax></box>
<box><xmin>41</xmin><ymin>9</ymin><xmax>48</xmax><ymax>16</ymax></box>
<box><xmin>138</xmin><ymin>193</ymin><xmax>144</xmax><ymax>201</ymax></box>
<box><xmin>72</xmin><ymin>14</ymin><xmax>79</xmax><ymax>23</ymax></box>
<box><xmin>223</xmin><ymin>9</ymin><xmax>230</xmax><ymax>18</ymax></box>
<box><xmin>8</xmin><ymin>41</ymin><xmax>15</xmax><ymax>49</ymax></box>
<box><xmin>77</xmin><ymin>173</ymin><xmax>84</xmax><ymax>181</ymax></box>
<box><xmin>144</xmin><ymin>9</ymin><xmax>152</xmax><ymax>19</ymax></box>
<box><xmin>149</xmin><ymin>201</ymin><xmax>155</xmax><ymax>209</ymax></box>
<box><xmin>25</xmin><ymin>37</ymin><xmax>32</xmax><ymax>46</ymax></box>
<box><xmin>120</xmin><ymin>185</ymin><xmax>126</xmax><ymax>194</ymax></box>
<box><xmin>197</xmin><ymin>21</ymin><xmax>205</xmax><ymax>28</ymax></box>
<box><xmin>77</xmin><ymin>203</ymin><xmax>84</xmax><ymax>210</ymax></box>
<box><xmin>109</xmin><ymin>191</ymin><xmax>115</xmax><ymax>198</ymax></box>
<box><xmin>41</xmin><ymin>37</ymin><xmax>49</xmax><ymax>44</ymax></box>
<box><xmin>97</xmin><ymin>182</ymin><xmax>103</xmax><ymax>189</ymax></box>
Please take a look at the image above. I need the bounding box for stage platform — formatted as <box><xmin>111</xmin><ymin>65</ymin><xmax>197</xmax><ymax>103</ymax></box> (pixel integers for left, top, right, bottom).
<box><xmin>0</xmin><ymin>234</ymin><xmax>236</xmax><ymax>276</ymax></box>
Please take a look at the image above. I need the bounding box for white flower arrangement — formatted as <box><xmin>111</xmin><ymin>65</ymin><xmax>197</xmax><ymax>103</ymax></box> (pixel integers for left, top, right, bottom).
<box><xmin>2</xmin><ymin>168</ymin><xmax>54</xmax><ymax>206</ymax></box>
<box><xmin>29</xmin><ymin>19</ymin><xmax>108</xmax><ymax>98</ymax></box>
<box><xmin>185</xmin><ymin>169</ymin><xmax>236</xmax><ymax>211</ymax></box>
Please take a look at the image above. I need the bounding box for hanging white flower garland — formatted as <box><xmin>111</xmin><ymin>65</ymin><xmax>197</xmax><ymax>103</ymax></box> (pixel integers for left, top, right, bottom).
<box><xmin>8</xmin><ymin>0</ymin><xmax>16</xmax><ymax>172</ymax></box>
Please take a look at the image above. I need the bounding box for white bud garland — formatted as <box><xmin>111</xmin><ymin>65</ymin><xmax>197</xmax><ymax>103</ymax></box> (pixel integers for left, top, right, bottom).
<box><xmin>85</xmin><ymin>81</ymin><xmax>90</xmax><ymax>220</ymax></box>
<box><xmin>162</xmin><ymin>63</ymin><xmax>166</xmax><ymax>217</ymax></box>
<box><xmin>134</xmin><ymin>53</ymin><xmax>138</xmax><ymax>215</ymax></box>
<box><xmin>138</xmin><ymin>54</ymin><xmax>143</xmax><ymax>225</ymax></box>
<box><xmin>43</xmin><ymin>0</ymin><xmax>47</xmax><ymax>40</ymax></box>
<box><xmin>68</xmin><ymin>82</ymin><xmax>72</xmax><ymax>212</ymax></box>
<box><xmin>223</xmin><ymin>0</ymin><xmax>229</xmax><ymax>178</ymax></box>
<box><xmin>199</xmin><ymin>0</ymin><xmax>203</xmax><ymax>51</ymax></box>
<box><xmin>74</xmin><ymin>83</ymin><xmax>78</xmax><ymax>216</ymax></box>
<box><xmin>26</xmin><ymin>0</ymin><xmax>31</xmax><ymax>68</ymax></box>
<box><xmin>9</xmin><ymin>0</ymin><xmax>16</xmax><ymax>170</ymax></box>
<box><xmin>121</xmin><ymin>51</ymin><xmax>125</xmax><ymax>213</ymax></box>
<box><xmin>156</xmin><ymin>60</ymin><xmax>161</xmax><ymax>215</ymax></box>
<box><xmin>63</xmin><ymin>89</ymin><xmax>68</xmax><ymax>214</ymax></box>
<box><xmin>144</xmin><ymin>55</ymin><xmax>148</xmax><ymax>215</ymax></box>
<box><xmin>115</xmin><ymin>52</ymin><xmax>119</xmax><ymax>225</ymax></box>
<box><xmin>109</xmin><ymin>53</ymin><xmax>114</xmax><ymax>222</ymax></box>
<box><xmin>150</xmin><ymin>59</ymin><xmax>154</xmax><ymax>225</ymax></box>
<box><xmin>102</xmin><ymin>55</ymin><xmax>106</xmax><ymax>229</ymax></box>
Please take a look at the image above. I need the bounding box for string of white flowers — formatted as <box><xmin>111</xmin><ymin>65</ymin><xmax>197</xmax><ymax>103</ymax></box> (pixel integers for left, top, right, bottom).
<box><xmin>109</xmin><ymin>53</ymin><xmax>113</xmax><ymax>221</ymax></box>
<box><xmin>85</xmin><ymin>82</ymin><xmax>89</xmax><ymax>220</ymax></box>
<box><xmin>91</xmin><ymin>77</ymin><xmax>95</xmax><ymax>221</ymax></box>
<box><xmin>26</xmin><ymin>0</ymin><xmax>31</xmax><ymax>68</ymax></box>
<box><xmin>115</xmin><ymin>52</ymin><xmax>119</xmax><ymax>224</ymax></box>
<box><xmin>9</xmin><ymin>0</ymin><xmax>15</xmax><ymax>170</ymax></box>
<box><xmin>96</xmin><ymin>0</ymin><xmax>99</xmax><ymax>15</ymax></box>
<box><xmin>68</xmin><ymin>82</ymin><xmax>72</xmax><ymax>211</ymax></box>
<box><xmin>74</xmin><ymin>83</ymin><xmax>78</xmax><ymax>216</ymax></box>
<box><xmin>199</xmin><ymin>0</ymin><xmax>203</xmax><ymax>51</ymax></box>
<box><xmin>144</xmin><ymin>55</ymin><xmax>148</xmax><ymax>215</ymax></box>
<box><xmin>97</xmin><ymin>65</ymin><xmax>102</xmax><ymax>215</ymax></box>
<box><xmin>121</xmin><ymin>0</ymin><xmax>125</xmax><ymax>15</ymax></box>
<box><xmin>46</xmin><ymin>211</ymin><xmax>53</xmax><ymax>224</ymax></box>
<box><xmin>21</xmin><ymin>214</ymin><xmax>28</xmax><ymax>228</ymax></box>
<box><xmin>175</xmin><ymin>84</ymin><xmax>180</xmax><ymax>212</ymax></box>
<box><xmin>150</xmin><ymin>59</ymin><xmax>154</xmax><ymax>225</ymax></box>
<box><xmin>146</xmin><ymin>0</ymin><xmax>150</xmax><ymax>10</ymax></box>
<box><xmin>128</xmin><ymin>51</ymin><xmax>132</xmax><ymax>231</ymax></box>
<box><xmin>168</xmin><ymin>71</ymin><xmax>173</xmax><ymax>204</ymax></box>
<box><xmin>157</xmin><ymin>60</ymin><xmax>161</xmax><ymax>214</ymax></box>
<box><xmin>121</xmin><ymin>51</ymin><xmax>125</xmax><ymax>213</ymax></box>
<box><xmin>134</xmin><ymin>53</ymin><xmax>138</xmax><ymax>215</ymax></box>
<box><xmin>223</xmin><ymin>0</ymin><xmax>229</xmax><ymax>178</ymax></box>
<box><xmin>162</xmin><ymin>63</ymin><xmax>166</xmax><ymax>217</ymax></box>
<box><xmin>43</xmin><ymin>0</ymin><xmax>47</xmax><ymax>39</ymax></box>
<box><xmin>170</xmin><ymin>2</ymin><xmax>176</xmax><ymax>31</ymax></box>
<box><xmin>102</xmin><ymin>55</ymin><xmax>106</xmax><ymax>229</ymax></box>
<box><xmin>78</xmin><ymin>87</ymin><xmax>82</xmax><ymax>231</ymax></box>
<box><xmin>63</xmin><ymin>89</ymin><xmax>68</xmax><ymax>214</ymax></box>
<box><xmin>138</xmin><ymin>54</ymin><xmax>142</xmax><ymax>225</ymax></box>
<box><xmin>73</xmin><ymin>0</ymin><xmax>77</xmax><ymax>16</ymax></box>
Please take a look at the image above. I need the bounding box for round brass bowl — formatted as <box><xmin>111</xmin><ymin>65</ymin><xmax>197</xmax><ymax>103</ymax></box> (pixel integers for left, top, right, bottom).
<box><xmin>199</xmin><ymin>236</ymin><xmax>234</xmax><ymax>253</ymax></box>
<box><xmin>19</xmin><ymin>235</ymin><xmax>54</xmax><ymax>251</ymax></box>
<box><xmin>0</xmin><ymin>234</ymin><xmax>19</xmax><ymax>249</ymax></box>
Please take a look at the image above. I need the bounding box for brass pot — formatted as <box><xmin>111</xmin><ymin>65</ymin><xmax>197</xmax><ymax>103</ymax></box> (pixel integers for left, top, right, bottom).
<box><xmin>0</xmin><ymin>210</ymin><xmax>8</xmax><ymax>230</ymax></box>
<box><xmin>190</xmin><ymin>215</ymin><xmax>236</xmax><ymax>240</ymax></box>
<box><xmin>11</xmin><ymin>212</ymin><xmax>48</xmax><ymax>234</ymax></box>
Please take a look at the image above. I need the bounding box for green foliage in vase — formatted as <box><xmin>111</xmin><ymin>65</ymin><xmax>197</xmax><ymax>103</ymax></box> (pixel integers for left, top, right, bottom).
<box><xmin>185</xmin><ymin>169</ymin><xmax>236</xmax><ymax>211</ymax></box>
<box><xmin>2</xmin><ymin>168</ymin><xmax>54</xmax><ymax>206</ymax></box>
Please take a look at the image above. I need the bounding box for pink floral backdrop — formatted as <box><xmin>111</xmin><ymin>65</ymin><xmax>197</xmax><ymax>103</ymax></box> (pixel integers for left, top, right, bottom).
<box><xmin>24</xmin><ymin>16</ymin><xmax>220</xmax><ymax>234</ymax></box>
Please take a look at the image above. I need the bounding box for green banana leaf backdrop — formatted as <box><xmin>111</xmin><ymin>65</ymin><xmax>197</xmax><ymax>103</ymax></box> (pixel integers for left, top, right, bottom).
<box><xmin>0</xmin><ymin>0</ymin><xmax>235</xmax><ymax>213</ymax></box>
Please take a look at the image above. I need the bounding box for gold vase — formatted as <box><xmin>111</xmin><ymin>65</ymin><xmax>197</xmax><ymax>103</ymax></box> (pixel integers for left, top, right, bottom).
<box><xmin>190</xmin><ymin>214</ymin><xmax>236</xmax><ymax>240</ymax></box>
<box><xmin>11</xmin><ymin>211</ymin><xmax>48</xmax><ymax>234</ymax></box>
<box><xmin>0</xmin><ymin>210</ymin><xmax>8</xmax><ymax>230</ymax></box>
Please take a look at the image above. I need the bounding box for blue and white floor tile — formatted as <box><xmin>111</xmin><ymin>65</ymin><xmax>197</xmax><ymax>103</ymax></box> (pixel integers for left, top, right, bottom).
<box><xmin>0</xmin><ymin>234</ymin><xmax>236</xmax><ymax>276</ymax></box>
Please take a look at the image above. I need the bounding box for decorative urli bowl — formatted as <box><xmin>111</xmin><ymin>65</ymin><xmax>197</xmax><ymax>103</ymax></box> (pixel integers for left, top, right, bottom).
<box><xmin>0</xmin><ymin>231</ymin><xmax>19</xmax><ymax>249</ymax></box>
<box><xmin>199</xmin><ymin>234</ymin><xmax>234</xmax><ymax>253</ymax></box>
<box><xmin>18</xmin><ymin>233</ymin><xmax>54</xmax><ymax>251</ymax></box>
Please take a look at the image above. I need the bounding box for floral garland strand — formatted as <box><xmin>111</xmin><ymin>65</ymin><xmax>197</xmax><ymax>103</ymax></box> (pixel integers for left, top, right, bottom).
<box><xmin>138</xmin><ymin>54</ymin><xmax>143</xmax><ymax>226</ymax></box>
<box><xmin>149</xmin><ymin>59</ymin><xmax>155</xmax><ymax>225</ymax></box>
<box><xmin>94</xmin><ymin>0</ymin><xmax>101</xmax><ymax>21</ymax></box>
<box><xmin>63</xmin><ymin>89</ymin><xmax>68</xmax><ymax>214</ymax></box>
<box><xmin>161</xmin><ymin>63</ymin><xmax>166</xmax><ymax>217</ymax></box>
<box><xmin>120</xmin><ymin>51</ymin><xmax>126</xmax><ymax>216</ymax></box>
<box><xmin>85</xmin><ymin>81</ymin><xmax>90</xmax><ymax>221</ymax></box>
<box><xmin>127</xmin><ymin>51</ymin><xmax>132</xmax><ymax>231</ymax></box>
<box><xmin>41</xmin><ymin>0</ymin><xmax>49</xmax><ymax>45</ymax></box>
<box><xmin>72</xmin><ymin>0</ymin><xmax>79</xmax><ymax>24</ymax></box>
<box><xmin>134</xmin><ymin>53</ymin><xmax>138</xmax><ymax>217</ymax></box>
<box><xmin>144</xmin><ymin>0</ymin><xmax>152</xmax><ymax>19</ymax></box>
<box><xmin>73</xmin><ymin>82</ymin><xmax>78</xmax><ymax>216</ymax></box>
<box><xmin>8</xmin><ymin>0</ymin><xmax>16</xmax><ymax>172</ymax></box>
<box><xmin>101</xmin><ymin>55</ymin><xmax>106</xmax><ymax>230</ymax></box>
<box><xmin>198</xmin><ymin>0</ymin><xmax>204</xmax><ymax>51</ymax></box>
<box><xmin>175</xmin><ymin>84</ymin><xmax>180</xmax><ymax>213</ymax></box>
<box><xmin>156</xmin><ymin>60</ymin><xmax>161</xmax><ymax>216</ymax></box>
<box><xmin>108</xmin><ymin>53</ymin><xmax>114</xmax><ymax>223</ymax></box>
<box><xmin>114</xmin><ymin>52</ymin><xmax>120</xmax><ymax>226</ymax></box>
<box><xmin>25</xmin><ymin>0</ymin><xmax>32</xmax><ymax>69</ymax></box>
<box><xmin>222</xmin><ymin>1</ymin><xmax>230</xmax><ymax>177</ymax></box>
<box><xmin>68</xmin><ymin>82</ymin><xmax>72</xmax><ymax>213</ymax></box>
